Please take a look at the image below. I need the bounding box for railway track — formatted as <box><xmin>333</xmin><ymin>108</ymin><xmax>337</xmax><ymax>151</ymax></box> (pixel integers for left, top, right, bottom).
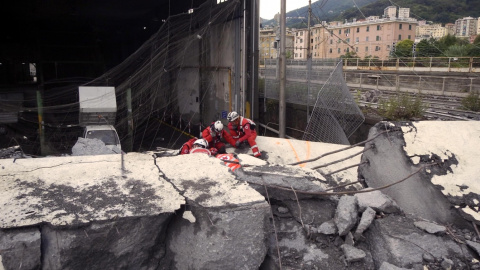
<box><xmin>355</xmin><ymin>88</ymin><xmax>480</xmax><ymax>121</ymax></box>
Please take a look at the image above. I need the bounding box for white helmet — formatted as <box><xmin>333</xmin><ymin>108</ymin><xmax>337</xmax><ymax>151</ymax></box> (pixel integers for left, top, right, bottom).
<box><xmin>211</xmin><ymin>120</ymin><xmax>223</xmax><ymax>132</ymax></box>
<box><xmin>227</xmin><ymin>111</ymin><xmax>239</xmax><ymax>122</ymax></box>
<box><xmin>193</xmin><ymin>138</ymin><xmax>208</xmax><ymax>149</ymax></box>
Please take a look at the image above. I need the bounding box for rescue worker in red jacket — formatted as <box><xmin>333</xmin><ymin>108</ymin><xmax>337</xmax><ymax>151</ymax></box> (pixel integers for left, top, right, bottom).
<box><xmin>178</xmin><ymin>137</ymin><xmax>198</xmax><ymax>155</ymax></box>
<box><xmin>227</xmin><ymin>111</ymin><xmax>261</xmax><ymax>158</ymax></box>
<box><xmin>201</xmin><ymin>120</ymin><xmax>236</xmax><ymax>154</ymax></box>
<box><xmin>189</xmin><ymin>138</ymin><xmax>213</xmax><ymax>155</ymax></box>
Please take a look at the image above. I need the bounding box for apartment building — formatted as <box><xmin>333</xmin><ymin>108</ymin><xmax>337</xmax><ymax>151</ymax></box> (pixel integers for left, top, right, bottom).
<box><xmin>455</xmin><ymin>17</ymin><xmax>478</xmax><ymax>38</ymax></box>
<box><xmin>322</xmin><ymin>17</ymin><xmax>417</xmax><ymax>59</ymax></box>
<box><xmin>445</xmin><ymin>23</ymin><xmax>455</xmax><ymax>35</ymax></box>
<box><xmin>293</xmin><ymin>29</ymin><xmax>309</xmax><ymax>59</ymax></box>
<box><xmin>416</xmin><ymin>23</ymin><xmax>448</xmax><ymax>40</ymax></box>
<box><xmin>259</xmin><ymin>27</ymin><xmax>294</xmax><ymax>63</ymax></box>
<box><xmin>398</xmin><ymin>8</ymin><xmax>410</xmax><ymax>19</ymax></box>
<box><xmin>384</xmin><ymin>6</ymin><xmax>397</xmax><ymax>18</ymax></box>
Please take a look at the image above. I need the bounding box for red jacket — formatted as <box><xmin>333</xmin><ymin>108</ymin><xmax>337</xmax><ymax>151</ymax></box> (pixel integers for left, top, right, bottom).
<box><xmin>228</xmin><ymin>117</ymin><xmax>256</xmax><ymax>143</ymax></box>
<box><xmin>179</xmin><ymin>137</ymin><xmax>197</xmax><ymax>155</ymax></box>
<box><xmin>190</xmin><ymin>148</ymin><xmax>212</xmax><ymax>155</ymax></box>
<box><xmin>201</xmin><ymin>126</ymin><xmax>236</xmax><ymax>147</ymax></box>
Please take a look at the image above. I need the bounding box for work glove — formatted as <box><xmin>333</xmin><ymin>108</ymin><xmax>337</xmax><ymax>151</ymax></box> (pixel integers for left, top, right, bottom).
<box><xmin>235</xmin><ymin>140</ymin><xmax>241</xmax><ymax>148</ymax></box>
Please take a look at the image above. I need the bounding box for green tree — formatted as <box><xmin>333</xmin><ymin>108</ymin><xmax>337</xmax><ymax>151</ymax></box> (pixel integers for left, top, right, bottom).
<box><xmin>445</xmin><ymin>44</ymin><xmax>472</xmax><ymax>57</ymax></box>
<box><xmin>473</xmin><ymin>35</ymin><xmax>480</xmax><ymax>45</ymax></box>
<box><xmin>393</xmin><ymin>39</ymin><xmax>414</xmax><ymax>58</ymax></box>
<box><xmin>416</xmin><ymin>38</ymin><xmax>442</xmax><ymax>57</ymax></box>
<box><xmin>340</xmin><ymin>51</ymin><xmax>358</xmax><ymax>58</ymax></box>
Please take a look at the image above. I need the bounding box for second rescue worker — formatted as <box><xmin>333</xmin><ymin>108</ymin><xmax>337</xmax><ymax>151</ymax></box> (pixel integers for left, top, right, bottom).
<box><xmin>227</xmin><ymin>111</ymin><xmax>261</xmax><ymax>158</ymax></box>
<box><xmin>201</xmin><ymin>120</ymin><xmax>236</xmax><ymax>154</ymax></box>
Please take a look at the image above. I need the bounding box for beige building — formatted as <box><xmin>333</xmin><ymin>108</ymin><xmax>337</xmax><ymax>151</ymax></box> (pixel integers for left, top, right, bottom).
<box><xmin>445</xmin><ymin>23</ymin><xmax>455</xmax><ymax>35</ymax></box>
<box><xmin>398</xmin><ymin>8</ymin><xmax>410</xmax><ymax>19</ymax></box>
<box><xmin>384</xmin><ymin>6</ymin><xmax>397</xmax><ymax>18</ymax></box>
<box><xmin>320</xmin><ymin>17</ymin><xmax>417</xmax><ymax>59</ymax></box>
<box><xmin>416</xmin><ymin>23</ymin><xmax>448</xmax><ymax>40</ymax></box>
<box><xmin>293</xmin><ymin>29</ymin><xmax>310</xmax><ymax>59</ymax></box>
<box><xmin>259</xmin><ymin>27</ymin><xmax>294</xmax><ymax>63</ymax></box>
<box><xmin>455</xmin><ymin>17</ymin><xmax>478</xmax><ymax>38</ymax></box>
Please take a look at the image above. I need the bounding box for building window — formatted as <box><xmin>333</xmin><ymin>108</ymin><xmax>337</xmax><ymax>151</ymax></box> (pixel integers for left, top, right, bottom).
<box><xmin>346</xmin><ymin>38</ymin><xmax>350</xmax><ymax>43</ymax></box>
<box><xmin>300</xmin><ymin>53</ymin><xmax>302</xmax><ymax>57</ymax></box>
<box><xmin>339</xmin><ymin>29</ymin><xmax>342</xmax><ymax>34</ymax></box>
<box><xmin>376</xmin><ymin>36</ymin><xmax>380</xmax><ymax>41</ymax></box>
<box><xmin>366</xmin><ymin>36</ymin><xmax>369</xmax><ymax>41</ymax></box>
<box><xmin>346</xmin><ymin>47</ymin><xmax>350</xmax><ymax>52</ymax></box>
<box><xmin>387</xmin><ymin>45</ymin><xmax>391</xmax><ymax>50</ymax></box>
<box><xmin>367</xmin><ymin>26</ymin><xmax>370</xmax><ymax>32</ymax></box>
<box><xmin>356</xmin><ymin>47</ymin><xmax>358</xmax><ymax>52</ymax></box>
<box><xmin>398</xmin><ymin>35</ymin><xmax>402</xmax><ymax>40</ymax></box>
<box><xmin>375</xmin><ymin>46</ymin><xmax>380</xmax><ymax>51</ymax></box>
<box><xmin>295</xmin><ymin>53</ymin><xmax>298</xmax><ymax>57</ymax></box>
<box><xmin>338</xmin><ymin>48</ymin><xmax>341</xmax><ymax>53</ymax></box>
<box><xmin>330</xmin><ymin>39</ymin><xmax>333</xmax><ymax>44</ymax></box>
<box><xmin>409</xmin><ymin>25</ymin><xmax>412</xmax><ymax>30</ymax></box>
<box><xmin>365</xmin><ymin>46</ymin><xmax>368</xmax><ymax>52</ymax></box>
<box><xmin>301</xmin><ymin>32</ymin><xmax>303</xmax><ymax>36</ymax></box>
<box><xmin>408</xmin><ymin>35</ymin><xmax>411</xmax><ymax>40</ymax></box>
<box><xmin>399</xmin><ymin>24</ymin><xmax>402</xmax><ymax>29</ymax></box>
<box><xmin>355</xmin><ymin>37</ymin><xmax>359</xmax><ymax>43</ymax></box>
<box><xmin>377</xmin><ymin>25</ymin><xmax>381</xmax><ymax>30</ymax></box>
<box><xmin>356</xmin><ymin>27</ymin><xmax>360</xmax><ymax>33</ymax></box>
<box><xmin>330</xmin><ymin>48</ymin><xmax>333</xmax><ymax>53</ymax></box>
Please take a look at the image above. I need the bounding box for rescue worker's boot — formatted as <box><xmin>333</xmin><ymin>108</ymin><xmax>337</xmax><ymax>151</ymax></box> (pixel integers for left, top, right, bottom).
<box><xmin>251</xmin><ymin>145</ymin><xmax>262</xmax><ymax>158</ymax></box>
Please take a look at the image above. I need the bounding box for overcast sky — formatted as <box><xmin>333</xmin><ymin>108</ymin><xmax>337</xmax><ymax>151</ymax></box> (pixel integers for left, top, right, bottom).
<box><xmin>260</xmin><ymin>0</ymin><xmax>311</xmax><ymax>20</ymax></box>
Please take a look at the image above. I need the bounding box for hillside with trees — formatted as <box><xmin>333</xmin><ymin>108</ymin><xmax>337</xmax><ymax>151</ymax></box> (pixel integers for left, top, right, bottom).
<box><xmin>339</xmin><ymin>0</ymin><xmax>480</xmax><ymax>24</ymax></box>
<box><xmin>261</xmin><ymin>0</ymin><xmax>377</xmax><ymax>28</ymax></box>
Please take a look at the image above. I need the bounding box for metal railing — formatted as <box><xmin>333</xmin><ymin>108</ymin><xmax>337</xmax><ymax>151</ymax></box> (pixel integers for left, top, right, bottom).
<box><xmin>343</xmin><ymin>57</ymin><xmax>480</xmax><ymax>73</ymax></box>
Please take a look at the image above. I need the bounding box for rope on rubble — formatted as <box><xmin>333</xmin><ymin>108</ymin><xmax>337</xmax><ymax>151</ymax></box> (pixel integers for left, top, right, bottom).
<box><xmin>312</xmin><ymin>145</ymin><xmax>372</xmax><ymax>170</ymax></box>
<box><xmin>252</xmin><ymin>163</ymin><xmax>437</xmax><ymax>197</ymax></box>
<box><xmin>288</xmin><ymin>130</ymin><xmax>390</xmax><ymax>166</ymax></box>
<box><xmin>323</xmin><ymin>161</ymin><xmax>369</xmax><ymax>177</ymax></box>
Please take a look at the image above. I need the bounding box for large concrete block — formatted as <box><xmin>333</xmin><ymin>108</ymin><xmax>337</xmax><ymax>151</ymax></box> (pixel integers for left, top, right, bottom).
<box><xmin>156</xmin><ymin>154</ymin><xmax>271</xmax><ymax>269</ymax></box>
<box><xmin>42</xmin><ymin>215</ymin><xmax>171</xmax><ymax>270</ymax></box>
<box><xmin>0</xmin><ymin>228</ymin><xmax>41</xmax><ymax>270</ymax></box>
<box><xmin>365</xmin><ymin>215</ymin><xmax>473</xmax><ymax>269</ymax></box>
<box><xmin>358</xmin><ymin>122</ymin><xmax>469</xmax><ymax>228</ymax></box>
<box><xmin>162</xmin><ymin>204</ymin><xmax>269</xmax><ymax>269</ymax></box>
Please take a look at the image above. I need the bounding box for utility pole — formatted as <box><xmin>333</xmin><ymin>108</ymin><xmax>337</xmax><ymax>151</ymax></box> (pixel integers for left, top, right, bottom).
<box><xmin>279</xmin><ymin>0</ymin><xmax>286</xmax><ymax>138</ymax></box>
<box><xmin>306</xmin><ymin>0</ymin><xmax>312</xmax><ymax>122</ymax></box>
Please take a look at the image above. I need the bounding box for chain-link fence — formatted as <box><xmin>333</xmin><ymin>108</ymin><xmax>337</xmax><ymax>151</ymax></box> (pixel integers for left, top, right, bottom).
<box><xmin>264</xmin><ymin>59</ymin><xmax>365</xmax><ymax>145</ymax></box>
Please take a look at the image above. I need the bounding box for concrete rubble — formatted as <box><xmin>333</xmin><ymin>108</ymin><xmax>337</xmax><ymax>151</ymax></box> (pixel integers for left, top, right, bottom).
<box><xmin>0</xmin><ymin>121</ymin><xmax>480</xmax><ymax>269</ymax></box>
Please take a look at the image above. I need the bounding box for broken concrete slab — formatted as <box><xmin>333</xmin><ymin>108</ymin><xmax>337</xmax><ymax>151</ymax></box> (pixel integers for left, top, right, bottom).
<box><xmin>237</xmin><ymin>137</ymin><xmax>364</xmax><ymax>189</ymax></box>
<box><xmin>317</xmin><ymin>220</ymin><xmax>338</xmax><ymax>235</ymax></box>
<box><xmin>355</xmin><ymin>189</ymin><xmax>400</xmax><ymax>214</ymax></box>
<box><xmin>400</xmin><ymin>121</ymin><xmax>480</xmax><ymax>223</ymax></box>
<box><xmin>0</xmin><ymin>153</ymin><xmax>184</xmax><ymax>227</ymax></box>
<box><xmin>359</xmin><ymin>122</ymin><xmax>470</xmax><ymax>228</ymax></box>
<box><xmin>355</xmin><ymin>207</ymin><xmax>376</xmax><ymax>239</ymax></box>
<box><xmin>154</xmin><ymin>154</ymin><xmax>270</xmax><ymax>269</ymax></box>
<box><xmin>0</xmin><ymin>228</ymin><xmax>41</xmax><ymax>270</ymax></box>
<box><xmin>365</xmin><ymin>214</ymin><xmax>474</xmax><ymax>269</ymax></box>
<box><xmin>341</xmin><ymin>244</ymin><xmax>366</xmax><ymax>263</ymax></box>
<box><xmin>42</xmin><ymin>216</ymin><xmax>171</xmax><ymax>269</ymax></box>
<box><xmin>334</xmin><ymin>195</ymin><xmax>358</xmax><ymax>236</ymax></box>
<box><xmin>414</xmin><ymin>221</ymin><xmax>446</xmax><ymax>234</ymax></box>
<box><xmin>160</xmin><ymin>204</ymin><xmax>268</xmax><ymax>269</ymax></box>
<box><xmin>379</xmin><ymin>262</ymin><xmax>413</xmax><ymax>270</ymax></box>
<box><xmin>466</xmin><ymin>240</ymin><xmax>480</xmax><ymax>257</ymax></box>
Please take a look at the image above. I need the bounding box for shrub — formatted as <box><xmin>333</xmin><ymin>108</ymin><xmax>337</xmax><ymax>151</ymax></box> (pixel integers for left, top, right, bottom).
<box><xmin>461</xmin><ymin>92</ymin><xmax>480</xmax><ymax>112</ymax></box>
<box><xmin>378</xmin><ymin>93</ymin><xmax>426</xmax><ymax>120</ymax></box>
